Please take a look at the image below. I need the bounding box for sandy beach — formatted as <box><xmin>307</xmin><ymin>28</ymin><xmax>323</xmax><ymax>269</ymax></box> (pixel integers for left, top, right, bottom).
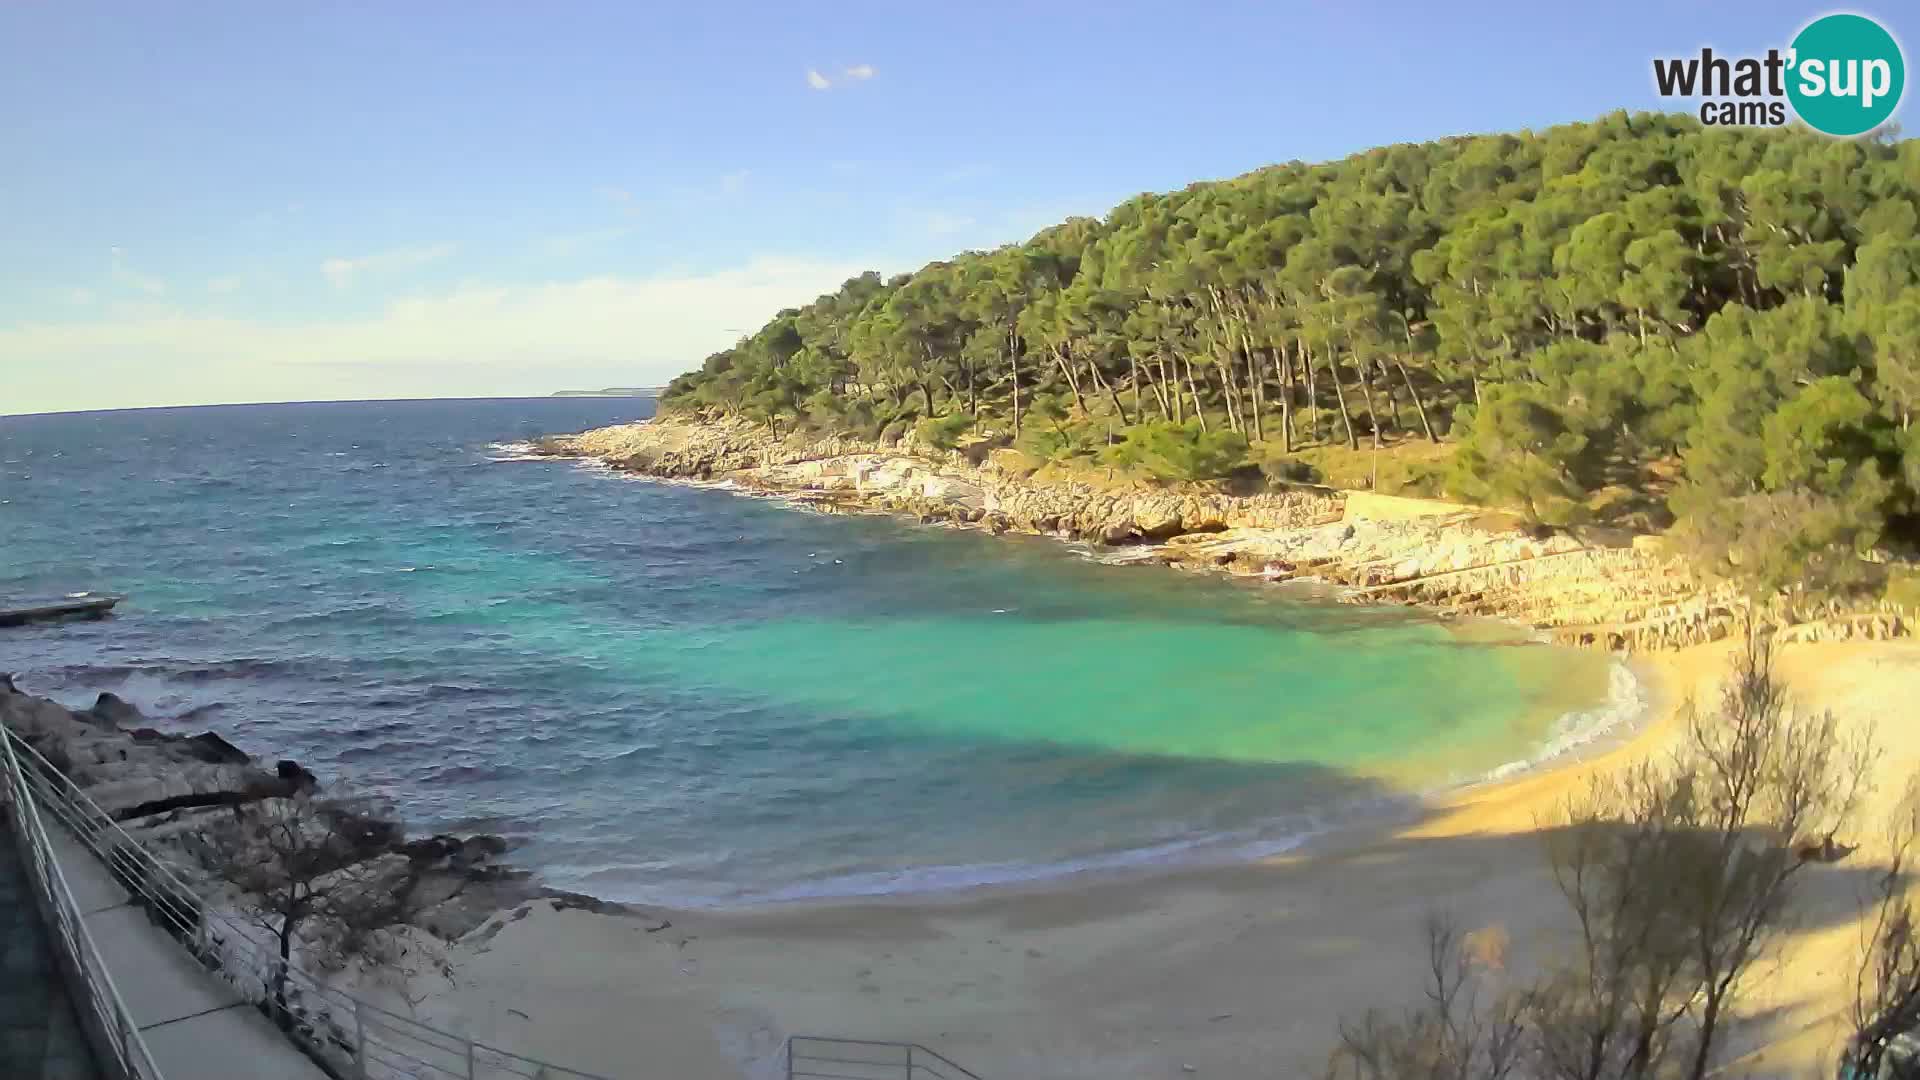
<box><xmin>389</xmin><ymin>639</ymin><xmax>1919</xmax><ymax>1080</ymax></box>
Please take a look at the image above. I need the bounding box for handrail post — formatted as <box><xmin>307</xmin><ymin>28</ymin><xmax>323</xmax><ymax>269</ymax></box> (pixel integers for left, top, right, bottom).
<box><xmin>467</xmin><ymin>1035</ymin><xmax>477</xmax><ymax>1080</ymax></box>
<box><xmin>192</xmin><ymin>892</ymin><xmax>208</xmax><ymax>962</ymax></box>
<box><xmin>354</xmin><ymin>997</ymin><xmax>367</xmax><ymax>1080</ymax></box>
<box><xmin>907</xmin><ymin>1043</ymin><xmax>915</xmax><ymax>1080</ymax></box>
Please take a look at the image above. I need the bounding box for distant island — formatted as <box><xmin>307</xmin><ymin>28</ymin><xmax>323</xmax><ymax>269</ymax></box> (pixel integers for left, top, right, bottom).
<box><xmin>550</xmin><ymin>387</ymin><xmax>661</xmax><ymax>398</ymax></box>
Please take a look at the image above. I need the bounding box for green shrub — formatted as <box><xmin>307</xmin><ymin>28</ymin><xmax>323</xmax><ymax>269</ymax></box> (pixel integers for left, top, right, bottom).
<box><xmin>1014</xmin><ymin>393</ymin><xmax>1104</xmax><ymax>463</ymax></box>
<box><xmin>1016</xmin><ymin>422</ymin><xmax>1100</xmax><ymax>462</ymax></box>
<box><xmin>1391</xmin><ymin>461</ymin><xmax>1447</xmax><ymax>498</ymax></box>
<box><xmin>913</xmin><ymin>411</ymin><xmax>974</xmax><ymax>450</ymax></box>
<box><xmin>1449</xmin><ymin>389</ymin><xmax>1590</xmax><ymax>512</ymax></box>
<box><xmin>878</xmin><ymin>417</ymin><xmax>913</xmax><ymax>446</ymax></box>
<box><xmin>1104</xmin><ymin>421</ymin><xmax>1249</xmax><ymax>482</ymax></box>
<box><xmin>1674</xmin><ymin>486</ymin><xmax>1876</xmax><ymax>600</ymax></box>
<box><xmin>1258</xmin><ymin>452</ymin><xmax>1323</xmax><ymax>487</ymax></box>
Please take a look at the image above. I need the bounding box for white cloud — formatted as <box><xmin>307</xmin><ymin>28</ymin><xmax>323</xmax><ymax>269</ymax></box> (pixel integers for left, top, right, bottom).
<box><xmin>807</xmin><ymin>65</ymin><xmax>876</xmax><ymax>91</ymax></box>
<box><xmin>320</xmin><ymin>243</ymin><xmax>455</xmax><ymax>288</ymax></box>
<box><xmin>109</xmin><ymin>247</ymin><xmax>166</xmax><ymax>296</ymax></box>
<box><xmin>718</xmin><ymin>169</ymin><xmax>750</xmax><ymax>195</ymax></box>
<box><xmin>0</xmin><ymin>256</ymin><xmax>881</xmax><ymax>415</ymax></box>
<box><xmin>207</xmin><ymin>275</ymin><xmax>243</xmax><ymax>295</ymax></box>
<box><xmin>66</xmin><ymin>288</ymin><xmax>96</xmax><ymax>306</ymax></box>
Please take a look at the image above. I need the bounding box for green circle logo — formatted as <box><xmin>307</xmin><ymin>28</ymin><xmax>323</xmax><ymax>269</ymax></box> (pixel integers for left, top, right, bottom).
<box><xmin>1787</xmin><ymin>13</ymin><xmax>1905</xmax><ymax>136</ymax></box>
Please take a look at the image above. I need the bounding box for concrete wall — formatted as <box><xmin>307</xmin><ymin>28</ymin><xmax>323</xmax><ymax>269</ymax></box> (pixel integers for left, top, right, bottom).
<box><xmin>1341</xmin><ymin>490</ymin><xmax>1481</xmax><ymax>524</ymax></box>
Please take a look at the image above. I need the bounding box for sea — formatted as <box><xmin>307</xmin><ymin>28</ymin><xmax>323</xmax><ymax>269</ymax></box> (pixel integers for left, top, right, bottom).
<box><xmin>0</xmin><ymin>398</ymin><xmax>1636</xmax><ymax>907</ymax></box>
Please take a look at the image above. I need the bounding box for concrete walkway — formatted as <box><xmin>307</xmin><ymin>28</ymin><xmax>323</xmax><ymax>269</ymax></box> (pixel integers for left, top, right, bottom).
<box><xmin>0</xmin><ymin>820</ymin><xmax>99</xmax><ymax>1080</ymax></box>
<box><xmin>47</xmin><ymin>827</ymin><xmax>329</xmax><ymax>1080</ymax></box>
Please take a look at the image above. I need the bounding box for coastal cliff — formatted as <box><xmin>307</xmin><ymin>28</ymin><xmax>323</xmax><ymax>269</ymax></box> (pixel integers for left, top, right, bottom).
<box><xmin>540</xmin><ymin>415</ymin><xmax>1911</xmax><ymax>653</ymax></box>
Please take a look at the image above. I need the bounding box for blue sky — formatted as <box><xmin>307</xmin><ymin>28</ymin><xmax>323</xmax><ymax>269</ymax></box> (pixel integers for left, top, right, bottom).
<box><xmin>1</xmin><ymin>1</ymin><xmax>1911</xmax><ymax>414</ymax></box>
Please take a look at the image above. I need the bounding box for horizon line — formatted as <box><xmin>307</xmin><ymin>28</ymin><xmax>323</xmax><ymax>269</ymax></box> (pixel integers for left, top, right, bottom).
<box><xmin>0</xmin><ymin>391</ymin><xmax>659</xmax><ymax>420</ymax></box>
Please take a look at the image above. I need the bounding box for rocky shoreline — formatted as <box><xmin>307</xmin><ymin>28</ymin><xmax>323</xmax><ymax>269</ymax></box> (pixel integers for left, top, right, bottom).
<box><xmin>0</xmin><ymin>675</ymin><xmax>620</xmax><ymax>942</ymax></box>
<box><xmin>6</xmin><ymin>412</ymin><xmax>1900</xmax><ymax>952</ymax></box>
<box><xmin>536</xmin><ymin>414</ymin><xmax>1912</xmax><ymax>653</ymax></box>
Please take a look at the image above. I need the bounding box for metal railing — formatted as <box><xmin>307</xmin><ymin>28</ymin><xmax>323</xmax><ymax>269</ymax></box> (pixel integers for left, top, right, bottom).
<box><xmin>2</xmin><ymin>725</ymin><xmax>616</xmax><ymax>1080</ymax></box>
<box><xmin>786</xmin><ymin>1037</ymin><xmax>981</xmax><ymax>1080</ymax></box>
<box><xmin>1</xmin><ymin>721</ymin><xmax>167</xmax><ymax>1079</ymax></box>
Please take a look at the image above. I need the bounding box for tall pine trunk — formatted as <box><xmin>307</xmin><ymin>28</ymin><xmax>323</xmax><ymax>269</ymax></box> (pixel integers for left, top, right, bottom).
<box><xmin>1240</xmin><ymin>330</ymin><xmax>1263</xmax><ymax>443</ymax></box>
<box><xmin>1354</xmin><ymin>365</ymin><xmax>1380</xmax><ymax>451</ymax></box>
<box><xmin>1129</xmin><ymin>354</ymin><xmax>1143</xmax><ymax>424</ymax></box>
<box><xmin>1373</xmin><ymin>357</ymin><xmax>1405</xmax><ymax>436</ymax></box>
<box><xmin>1009</xmin><ymin>339</ymin><xmax>1022</xmax><ymax>436</ymax></box>
<box><xmin>1052</xmin><ymin>345</ymin><xmax>1088</xmax><ymax>415</ymax></box>
<box><xmin>1183</xmin><ymin>355</ymin><xmax>1208</xmax><ymax>432</ymax></box>
<box><xmin>1213</xmin><ymin>354</ymin><xmax>1241</xmax><ymax>434</ymax></box>
<box><xmin>1300</xmin><ymin>337</ymin><xmax>1321</xmax><ymax>445</ymax></box>
<box><xmin>1343</xmin><ymin>329</ymin><xmax>1381</xmax><ymax>453</ymax></box>
<box><xmin>1394</xmin><ymin>358</ymin><xmax>1437</xmax><ymax>443</ymax></box>
<box><xmin>1090</xmin><ymin>361</ymin><xmax>1133</xmax><ymax>425</ymax></box>
<box><xmin>1274</xmin><ymin>345</ymin><xmax>1294</xmax><ymax>452</ymax></box>
<box><xmin>1327</xmin><ymin>348</ymin><xmax>1358</xmax><ymax>451</ymax></box>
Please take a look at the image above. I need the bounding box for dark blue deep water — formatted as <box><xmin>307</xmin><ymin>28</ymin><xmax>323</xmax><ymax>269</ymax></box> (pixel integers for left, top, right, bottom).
<box><xmin>0</xmin><ymin>399</ymin><xmax>1619</xmax><ymax>905</ymax></box>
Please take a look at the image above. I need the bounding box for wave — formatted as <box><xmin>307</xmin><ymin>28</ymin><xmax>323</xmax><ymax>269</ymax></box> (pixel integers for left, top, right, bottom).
<box><xmin>16</xmin><ymin>654</ymin><xmax>356</xmax><ymax>727</ymax></box>
<box><xmin>420</xmin><ymin>762</ymin><xmax>520</xmax><ymax>783</ymax></box>
<box><xmin>335</xmin><ymin>739</ymin><xmax>439</xmax><ymax>762</ymax></box>
<box><xmin>1086</xmin><ymin>545</ymin><xmax>1166</xmax><ymax>566</ymax></box>
<box><xmin>32</xmin><ymin>657</ymin><xmax>303</xmax><ymax>684</ymax></box>
<box><xmin>422</xmin><ymin>682</ymin><xmax>504</xmax><ymax>701</ymax></box>
<box><xmin>29</xmin><ymin>669</ymin><xmax>237</xmax><ymax>724</ymax></box>
<box><xmin>483</xmin><ymin>440</ymin><xmax>547</xmax><ymax>462</ymax></box>
<box><xmin>1480</xmin><ymin>660</ymin><xmax>1648</xmax><ymax>784</ymax></box>
<box><xmin>571</xmin><ymin>789</ymin><xmax>1423</xmax><ymax>909</ymax></box>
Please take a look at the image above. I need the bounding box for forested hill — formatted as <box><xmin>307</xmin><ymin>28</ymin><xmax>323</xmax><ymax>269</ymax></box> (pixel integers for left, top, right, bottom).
<box><xmin>663</xmin><ymin>112</ymin><xmax>1920</xmax><ymax>595</ymax></box>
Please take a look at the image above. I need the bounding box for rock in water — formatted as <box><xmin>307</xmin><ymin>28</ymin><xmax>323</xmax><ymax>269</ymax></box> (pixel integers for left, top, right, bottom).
<box><xmin>275</xmin><ymin>758</ymin><xmax>318</xmax><ymax>789</ymax></box>
<box><xmin>182</xmin><ymin>731</ymin><xmax>250</xmax><ymax>765</ymax></box>
<box><xmin>89</xmin><ymin>691</ymin><xmax>143</xmax><ymax>727</ymax></box>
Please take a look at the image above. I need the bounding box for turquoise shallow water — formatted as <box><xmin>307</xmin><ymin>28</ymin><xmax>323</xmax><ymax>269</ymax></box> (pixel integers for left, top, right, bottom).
<box><xmin>0</xmin><ymin>399</ymin><xmax>1619</xmax><ymax>905</ymax></box>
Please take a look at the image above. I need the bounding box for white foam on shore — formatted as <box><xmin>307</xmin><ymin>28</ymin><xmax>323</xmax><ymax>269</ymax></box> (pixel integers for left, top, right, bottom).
<box><xmin>724</xmin><ymin>830</ymin><xmax>1330</xmax><ymax>906</ymax></box>
<box><xmin>1088</xmin><ymin>545</ymin><xmax>1166</xmax><ymax>566</ymax></box>
<box><xmin>572</xmin><ymin>794</ymin><xmax>1420</xmax><ymax>909</ymax></box>
<box><xmin>1479</xmin><ymin>660</ymin><xmax>1648</xmax><ymax>784</ymax></box>
<box><xmin>567</xmin><ymin>460</ymin><xmax>863</xmax><ymax>518</ymax></box>
<box><xmin>483</xmin><ymin>440</ymin><xmax>546</xmax><ymax>462</ymax></box>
